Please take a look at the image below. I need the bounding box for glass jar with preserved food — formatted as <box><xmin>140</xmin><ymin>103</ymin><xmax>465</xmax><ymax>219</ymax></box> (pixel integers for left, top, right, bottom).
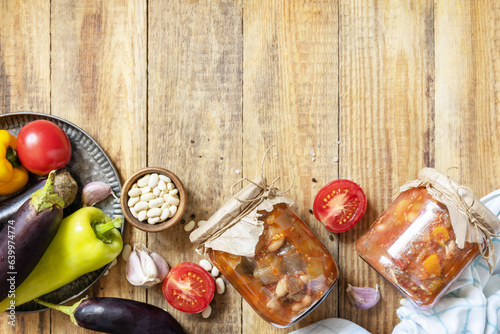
<box><xmin>356</xmin><ymin>168</ymin><xmax>500</xmax><ymax>310</ymax></box>
<box><xmin>210</xmin><ymin>203</ymin><xmax>339</xmax><ymax>327</ymax></box>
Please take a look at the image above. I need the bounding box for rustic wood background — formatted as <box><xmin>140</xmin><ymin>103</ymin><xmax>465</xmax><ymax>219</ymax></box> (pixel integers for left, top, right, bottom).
<box><xmin>1</xmin><ymin>0</ymin><xmax>500</xmax><ymax>333</ymax></box>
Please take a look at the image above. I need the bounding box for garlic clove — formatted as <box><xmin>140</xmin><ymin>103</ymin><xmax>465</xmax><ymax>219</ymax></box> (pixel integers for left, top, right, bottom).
<box><xmin>126</xmin><ymin>251</ymin><xmax>149</xmax><ymax>286</ymax></box>
<box><xmin>82</xmin><ymin>181</ymin><xmax>117</xmax><ymax>206</ymax></box>
<box><xmin>150</xmin><ymin>252</ymin><xmax>169</xmax><ymax>281</ymax></box>
<box><xmin>126</xmin><ymin>242</ymin><xmax>169</xmax><ymax>288</ymax></box>
<box><xmin>137</xmin><ymin>249</ymin><xmax>159</xmax><ymax>281</ymax></box>
<box><xmin>346</xmin><ymin>283</ymin><xmax>380</xmax><ymax>309</ymax></box>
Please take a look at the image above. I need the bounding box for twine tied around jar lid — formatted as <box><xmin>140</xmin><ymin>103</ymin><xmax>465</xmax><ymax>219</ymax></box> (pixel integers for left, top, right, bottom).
<box><xmin>189</xmin><ymin>146</ymin><xmax>295</xmax><ymax>257</ymax></box>
<box><xmin>399</xmin><ymin>167</ymin><xmax>500</xmax><ymax>273</ymax></box>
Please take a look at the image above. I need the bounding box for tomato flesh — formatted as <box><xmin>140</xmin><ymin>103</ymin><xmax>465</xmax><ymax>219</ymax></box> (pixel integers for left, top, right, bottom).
<box><xmin>163</xmin><ymin>262</ymin><xmax>215</xmax><ymax>313</ymax></box>
<box><xmin>17</xmin><ymin>120</ymin><xmax>71</xmax><ymax>175</ymax></box>
<box><xmin>313</xmin><ymin>179</ymin><xmax>367</xmax><ymax>233</ymax></box>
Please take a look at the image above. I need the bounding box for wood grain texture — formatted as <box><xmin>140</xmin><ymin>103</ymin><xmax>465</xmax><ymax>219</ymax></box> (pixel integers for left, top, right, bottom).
<box><xmin>2</xmin><ymin>0</ymin><xmax>500</xmax><ymax>333</ymax></box>
<box><xmin>148</xmin><ymin>0</ymin><xmax>243</xmax><ymax>333</ymax></box>
<box><xmin>339</xmin><ymin>1</ymin><xmax>435</xmax><ymax>332</ymax></box>
<box><xmin>242</xmin><ymin>0</ymin><xmax>338</xmax><ymax>332</ymax></box>
<box><xmin>435</xmin><ymin>1</ymin><xmax>500</xmax><ymax>194</ymax></box>
<box><xmin>0</xmin><ymin>1</ymin><xmax>51</xmax><ymax>333</ymax></box>
<box><xmin>50</xmin><ymin>0</ymin><xmax>147</xmax><ymax>332</ymax></box>
<box><xmin>0</xmin><ymin>0</ymin><xmax>50</xmax><ymax>114</ymax></box>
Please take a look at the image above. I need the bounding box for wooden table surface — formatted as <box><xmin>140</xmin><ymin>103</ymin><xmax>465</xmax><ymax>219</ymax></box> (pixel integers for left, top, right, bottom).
<box><xmin>2</xmin><ymin>1</ymin><xmax>500</xmax><ymax>333</ymax></box>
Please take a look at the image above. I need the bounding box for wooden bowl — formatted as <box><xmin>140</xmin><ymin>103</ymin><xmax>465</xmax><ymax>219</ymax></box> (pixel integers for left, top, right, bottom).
<box><xmin>120</xmin><ymin>167</ymin><xmax>186</xmax><ymax>233</ymax></box>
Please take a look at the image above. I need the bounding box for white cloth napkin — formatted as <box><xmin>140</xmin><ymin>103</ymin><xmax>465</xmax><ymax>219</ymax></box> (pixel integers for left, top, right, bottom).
<box><xmin>290</xmin><ymin>189</ymin><xmax>500</xmax><ymax>334</ymax></box>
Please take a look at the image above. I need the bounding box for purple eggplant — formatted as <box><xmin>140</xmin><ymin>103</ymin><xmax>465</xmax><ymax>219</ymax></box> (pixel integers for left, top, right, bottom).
<box><xmin>0</xmin><ymin>171</ymin><xmax>65</xmax><ymax>301</ymax></box>
<box><xmin>0</xmin><ymin>170</ymin><xmax>78</xmax><ymax>229</ymax></box>
<box><xmin>37</xmin><ymin>297</ymin><xmax>185</xmax><ymax>334</ymax></box>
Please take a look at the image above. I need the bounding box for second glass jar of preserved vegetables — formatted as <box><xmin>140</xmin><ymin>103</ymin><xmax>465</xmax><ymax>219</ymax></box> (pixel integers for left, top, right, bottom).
<box><xmin>356</xmin><ymin>168</ymin><xmax>500</xmax><ymax>310</ymax></box>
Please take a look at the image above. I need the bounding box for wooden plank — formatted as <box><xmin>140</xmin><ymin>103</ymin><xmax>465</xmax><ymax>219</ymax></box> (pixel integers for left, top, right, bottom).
<box><xmin>339</xmin><ymin>1</ymin><xmax>435</xmax><ymax>332</ymax></box>
<box><xmin>242</xmin><ymin>0</ymin><xmax>338</xmax><ymax>332</ymax></box>
<box><xmin>434</xmin><ymin>1</ymin><xmax>500</xmax><ymax>194</ymax></box>
<box><xmin>147</xmin><ymin>1</ymin><xmax>243</xmax><ymax>333</ymax></box>
<box><xmin>0</xmin><ymin>1</ymin><xmax>51</xmax><ymax>333</ymax></box>
<box><xmin>0</xmin><ymin>0</ymin><xmax>50</xmax><ymax>114</ymax></box>
<box><xmin>50</xmin><ymin>0</ymin><xmax>147</xmax><ymax>332</ymax></box>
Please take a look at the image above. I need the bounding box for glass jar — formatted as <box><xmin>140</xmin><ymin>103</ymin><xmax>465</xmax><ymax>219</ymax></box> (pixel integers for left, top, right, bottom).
<box><xmin>210</xmin><ymin>203</ymin><xmax>339</xmax><ymax>327</ymax></box>
<box><xmin>356</xmin><ymin>187</ymin><xmax>480</xmax><ymax>309</ymax></box>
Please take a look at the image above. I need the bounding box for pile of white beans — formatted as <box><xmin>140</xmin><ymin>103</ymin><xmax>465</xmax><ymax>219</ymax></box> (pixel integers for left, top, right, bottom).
<box><xmin>199</xmin><ymin>258</ymin><xmax>225</xmax><ymax>318</ymax></box>
<box><xmin>127</xmin><ymin>173</ymin><xmax>180</xmax><ymax>224</ymax></box>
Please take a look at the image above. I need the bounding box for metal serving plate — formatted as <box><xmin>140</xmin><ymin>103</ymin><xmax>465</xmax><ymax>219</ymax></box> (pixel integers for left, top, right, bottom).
<box><xmin>0</xmin><ymin>112</ymin><xmax>124</xmax><ymax>312</ymax></box>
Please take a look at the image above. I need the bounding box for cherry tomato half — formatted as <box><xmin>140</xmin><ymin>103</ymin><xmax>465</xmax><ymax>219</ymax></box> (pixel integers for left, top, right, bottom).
<box><xmin>17</xmin><ymin>120</ymin><xmax>72</xmax><ymax>176</ymax></box>
<box><xmin>162</xmin><ymin>262</ymin><xmax>215</xmax><ymax>313</ymax></box>
<box><xmin>313</xmin><ymin>179</ymin><xmax>367</xmax><ymax>233</ymax></box>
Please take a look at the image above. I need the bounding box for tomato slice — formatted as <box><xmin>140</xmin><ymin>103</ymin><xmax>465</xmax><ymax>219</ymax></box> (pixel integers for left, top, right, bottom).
<box><xmin>162</xmin><ymin>262</ymin><xmax>215</xmax><ymax>313</ymax></box>
<box><xmin>313</xmin><ymin>179</ymin><xmax>367</xmax><ymax>233</ymax></box>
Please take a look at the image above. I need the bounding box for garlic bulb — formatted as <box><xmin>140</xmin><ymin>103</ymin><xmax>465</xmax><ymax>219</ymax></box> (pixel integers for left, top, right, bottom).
<box><xmin>346</xmin><ymin>283</ymin><xmax>380</xmax><ymax>309</ymax></box>
<box><xmin>126</xmin><ymin>243</ymin><xmax>170</xmax><ymax>288</ymax></box>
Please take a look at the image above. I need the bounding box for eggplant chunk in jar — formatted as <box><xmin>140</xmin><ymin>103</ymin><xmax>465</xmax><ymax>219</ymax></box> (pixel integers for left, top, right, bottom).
<box><xmin>210</xmin><ymin>203</ymin><xmax>339</xmax><ymax>327</ymax></box>
<box><xmin>356</xmin><ymin>187</ymin><xmax>480</xmax><ymax>309</ymax></box>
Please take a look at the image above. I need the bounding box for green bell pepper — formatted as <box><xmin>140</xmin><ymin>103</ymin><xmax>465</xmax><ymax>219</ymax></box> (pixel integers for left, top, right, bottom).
<box><xmin>0</xmin><ymin>207</ymin><xmax>123</xmax><ymax>312</ymax></box>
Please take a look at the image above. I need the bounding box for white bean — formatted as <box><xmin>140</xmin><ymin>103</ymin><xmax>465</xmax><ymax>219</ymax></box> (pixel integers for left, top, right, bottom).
<box><xmin>138</xmin><ymin>210</ymin><xmax>147</xmax><ymax>222</ymax></box>
<box><xmin>131</xmin><ymin>184</ymin><xmax>138</xmax><ymax>189</ymax></box>
<box><xmin>199</xmin><ymin>259</ymin><xmax>212</xmax><ymax>272</ymax></box>
<box><xmin>133</xmin><ymin>201</ymin><xmax>149</xmax><ymax>212</ymax></box>
<box><xmin>130</xmin><ymin>208</ymin><xmax>139</xmax><ymax>219</ymax></box>
<box><xmin>167</xmin><ymin>182</ymin><xmax>175</xmax><ymax>190</ymax></box>
<box><xmin>147</xmin><ymin>208</ymin><xmax>162</xmax><ymax>218</ymax></box>
<box><xmin>184</xmin><ymin>220</ymin><xmax>195</xmax><ymax>232</ymax></box>
<box><xmin>169</xmin><ymin>189</ymin><xmax>178</xmax><ymax>195</ymax></box>
<box><xmin>198</xmin><ymin>220</ymin><xmax>207</xmax><ymax>227</ymax></box>
<box><xmin>153</xmin><ymin>187</ymin><xmax>161</xmax><ymax>196</ymax></box>
<box><xmin>148</xmin><ymin>217</ymin><xmax>160</xmax><ymax>224</ymax></box>
<box><xmin>128</xmin><ymin>196</ymin><xmax>140</xmax><ymax>207</ymax></box>
<box><xmin>140</xmin><ymin>186</ymin><xmax>152</xmax><ymax>195</ymax></box>
<box><xmin>211</xmin><ymin>267</ymin><xmax>220</xmax><ymax>277</ymax></box>
<box><xmin>160</xmin><ymin>208</ymin><xmax>170</xmax><ymax>221</ymax></box>
<box><xmin>149</xmin><ymin>198</ymin><xmax>164</xmax><ymax>209</ymax></box>
<box><xmin>159</xmin><ymin>175</ymin><xmax>171</xmax><ymax>183</ymax></box>
<box><xmin>137</xmin><ymin>174</ymin><xmax>150</xmax><ymax>188</ymax></box>
<box><xmin>158</xmin><ymin>180</ymin><xmax>167</xmax><ymax>191</ymax></box>
<box><xmin>166</xmin><ymin>195</ymin><xmax>180</xmax><ymax>206</ymax></box>
<box><xmin>168</xmin><ymin>205</ymin><xmax>177</xmax><ymax>217</ymax></box>
<box><xmin>161</xmin><ymin>202</ymin><xmax>170</xmax><ymax>210</ymax></box>
<box><xmin>148</xmin><ymin>173</ymin><xmax>159</xmax><ymax>188</ymax></box>
<box><xmin>201</xmin><ymin>305</ymin><xmax>212</xmax><ymax>319</ymax></box>
<box><xmin>109</xmin><ymin>258</ymin><xmax>118</xmax><ymax>269</ymax></box>
<box><xmin>128</xmin><ymin>188</ymin><xmax>142</xmax><ymax>197</ymax></box>
<box><xmin>122</xmin><ymin>244</ymin><xmax>132</xmax><ymax>261</ymax></box>
<box><xmin>216</xmin><ymin>277</ymin><xmax>225</xmax><ymax>294</ymax></box>
<box><xmin>140</xmin><ymin>193</ymin><xmax>155</xmax><ymax>202</ymax></box>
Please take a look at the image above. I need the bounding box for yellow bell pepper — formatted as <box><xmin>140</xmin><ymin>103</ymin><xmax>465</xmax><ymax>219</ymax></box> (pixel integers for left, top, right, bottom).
<box><xmin>0</xmin><ymin>130</ymin><xmax>29</xmax><ymax>195</ymax></box>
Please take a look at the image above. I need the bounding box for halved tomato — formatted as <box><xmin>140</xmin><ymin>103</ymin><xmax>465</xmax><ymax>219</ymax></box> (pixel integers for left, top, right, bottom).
<box><xmin>313</xmin><ymin>179</ymin><xmax>367</xmax><ymax>233</ymax></box>
<box><xmin>162</xmin><ymin>262</ymin><xmax>215</xmax><ymax>313</ymax></box>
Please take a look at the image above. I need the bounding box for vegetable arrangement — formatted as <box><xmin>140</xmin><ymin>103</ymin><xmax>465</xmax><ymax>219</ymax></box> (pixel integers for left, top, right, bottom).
<box><xmin>0</xmin><ymin>207</ymin><xmax>123</xmax><ymax>312</ymax></box>
<box><xmin>1</xmin><ymin>116</ymin><xmax>388</xmax><ymax>332</ymax></box>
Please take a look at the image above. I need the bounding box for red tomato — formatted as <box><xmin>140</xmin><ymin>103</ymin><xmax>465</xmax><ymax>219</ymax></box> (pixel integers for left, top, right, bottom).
<box><xmin>17</xmin><ymin>120</ymin><xmax>72</xmax><ymax>175</ymax></box>
<box><xmin>313</xmin><ymin>179</ymin><xmax>367</xmax><ymax>233</ymax></box>
<box><xmin>162</xmin><ymin>262</ymin><xmax>215</xmax><ymax>313</ymax></box>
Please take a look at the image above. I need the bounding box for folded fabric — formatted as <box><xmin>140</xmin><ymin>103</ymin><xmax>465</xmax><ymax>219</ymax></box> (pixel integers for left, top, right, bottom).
<box><xmin>289</xmin><ymin>318</ymin><xmax>370</xmax><ymax>334</ymax></box>
<box><xmin>393</xmin><ymin>189</ymin><xmax>500</xmax><ymax>334</ymax></box>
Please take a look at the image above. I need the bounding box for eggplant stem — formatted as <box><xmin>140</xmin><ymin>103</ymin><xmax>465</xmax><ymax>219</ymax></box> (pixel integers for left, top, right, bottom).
<box><xmin>36</xmin><ymin>297</ymin><xmax>87</xmax><ymax>327</ymax></box>
<box><xmin>30</xmin><ymin>171</ymin><xmax>65</xmax><ymax>212</ymax></box>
